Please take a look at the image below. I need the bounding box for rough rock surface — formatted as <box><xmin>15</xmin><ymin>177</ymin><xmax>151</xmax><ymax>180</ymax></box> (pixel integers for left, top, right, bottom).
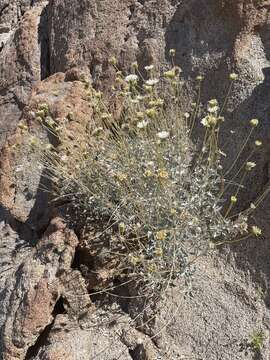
<box><xmin>156</xmin><ymin>254</ymin><xmax>270</xmax><ymax>359</ymax></box>
<box><xmin>0</xmin><ymin>0</ymin><xmax>48</xmax><ymax>149</ymax></box>
<box><xmin>0</xmin><ymin>217</ymin><xmax>83</xmax><ymax>359</ymax></box>
<box><xmin>1</xmin><ymin>0</ymin><xmax>270</xmax><ymax>359</ymax></box>
<box><xmin>0</xmin><ymin>72</ymin><xmax>92</xmax><ymax>230</ymax></box>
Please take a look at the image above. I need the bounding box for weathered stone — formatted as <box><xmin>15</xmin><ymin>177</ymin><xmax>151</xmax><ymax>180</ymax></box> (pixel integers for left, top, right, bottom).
<box><xmin>0</xmin><ymin>217</ymin><xmax>80</xmax><ymax>360</ymax></box>
<box><xmin>32</xmin><ymin>308</ymin><xmax>162</xmax><ymax>360</ymax></box>
<box><xmin>0</xmin><ymin>72</ymin><xmax>92</xmax><ymax>230</ymax></box>
<box><xmin>33</xmin><ymin>315</ymin><xmax>133</xmax><ymax>360</ymax></box>
<box><xmin>0</xmin><ymin>1</ymin><xmax>48</xmax><ymax>47</ymax></box>
<box><xmin>0</xmin><ymin>72</ymin><xmax>94</xmax><ymax>359</ymax></box>
<box><xmin>154</xmin><ymin>255</ymin><xmax>270</xmax><ymax>360</ymax></box>
<box><xmin>0</xmin><ymin>1</ymin><xmax>48</xmax><ymax>149</ymax></box>
<box><xmin>48</xmin><ymin>0</ymin><xmax>132</xmax><ymax>74</ymax></box>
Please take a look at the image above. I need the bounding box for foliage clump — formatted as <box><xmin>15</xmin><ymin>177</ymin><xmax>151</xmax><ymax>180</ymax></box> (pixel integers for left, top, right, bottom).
<box><xmin>35</xmin><ymin>52</ymin><xmax>265</xmax><ymax>301</ymax></box>
<box><xmin>250</xmin><ymin>330</ymin><xmax>264</xmax><ymax>353</ymax></box>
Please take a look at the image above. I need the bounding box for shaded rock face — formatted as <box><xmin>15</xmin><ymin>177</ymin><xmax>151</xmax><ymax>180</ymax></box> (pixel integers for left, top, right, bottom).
<box><xmin>0</xmin><ymin>1</ymin><xmax>49</xmax><ymax>149</ymax></box>
<box><xmin>48</xmin><ymin>0</ymin><xmax>175</xmax><ymax>86</ymax></box>
<box><xmin>1</xmin><ymin>0</ymin><xmax>270</xmax><ymax>359</ymax></box>
<box><xmin>0</xmin><ymin>1</ymin><xmax>47</xmax><ymax>50</ymax></box>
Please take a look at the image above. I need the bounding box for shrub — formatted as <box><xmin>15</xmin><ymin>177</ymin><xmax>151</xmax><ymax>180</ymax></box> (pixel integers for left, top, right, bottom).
<box><xmin>33</xmin><ymin>53</ymin><xmax>265</xmax><ymax>304</ymax></box>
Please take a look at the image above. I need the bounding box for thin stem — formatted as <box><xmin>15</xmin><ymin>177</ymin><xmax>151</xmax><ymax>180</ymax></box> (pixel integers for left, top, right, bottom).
<box><xmin>225</xmin><ymin>128</ymin><xmax>254</xmax><ymax>177</ymax></box>
<box><xmin>222</xmin><ymin>149</ymin><xmax>255</xmax><ymax>196</ymax></box>
<box><xmin>214</xmin><ymin>233</ymin><xmax>251</xmax><ymax>247</ymax></box>
<box><xmin>219</xmin><ymin>81</ymin><xmax>233</xmax><ymax>117</ymax></box>
<box><xmin>224</xmin><ymin>171</ymin><xmax>247</xmax><ymax>218</ymax></box>
<box><xmin>190</xmin><ymin>81</ymin><xmax>202</xmax><ymax>134</ymax></box>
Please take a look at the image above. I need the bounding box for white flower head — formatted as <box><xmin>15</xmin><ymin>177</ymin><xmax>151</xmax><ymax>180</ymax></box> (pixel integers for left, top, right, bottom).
<box><xmin>201</xmin><ymin>115</ymin><xmax>217</xmax><ymax>128</ymax></box>
<box><xmin>201</xmin><ymin>117</ymin><xmax>210</xmax><ymax>127</ymax></box>
<box><xmin>144</xmin><ymin>65</ymin><xmax>154</xmax><ymax>71</ymax></box>
<box><xmin>255</xmin><ymin>140</ymin><xmax>262</xmax><ymax>147</ymax></box>
<box><xmin>251</xmin><ymin>225</ymin><xmax>262</xmax><ymax>237</ymax></box>
<box><xmin>229</xmin><ymin>73</ymin><xmax>238</xmax><ymax>81</ymax></box>
<box><xmin>137</xmin><ymin>120</ymin><xmax>148</xmax><ymax>129</ymax></box>
<box><xmin>145</xmin><ymin>78</ymin><xmax>159</xmax><ymax>86</ymax></box>
<box><xmin>207</xmin><ymin>105</ymin><xmax>219</xmax><ymax>114</ymax></box>
<box><xmin>125</xmin><ymin>74</ymin><xmax>138</xmax><ymax>83</ymax></box>
<box><xmin>208</xmin><ymin>99</ymin><xmax>218</xmax><ymax>107</ymax></box>
<box><xmin>207</xmin><ymin>99</ymin><xmax>219</xmax><ymax>114</ymax></box>
<box><xmin>196</xmin><ymin>75</ymin><xmax>204</xmax><ymax>81</ymax></box>
<box><xmin>157</xmin><ymin>131</ymin><xmax>170</xmax><ymax>139</ymax></box>
<box><xmin>246</xmin><ymin>161</ymin><xmax>256</xmax><ymax>171</ymax></box>
<box><xmin>250</xmin><ymin>118</ymin><xmax>259</xmax><ymax>127</ymax></box>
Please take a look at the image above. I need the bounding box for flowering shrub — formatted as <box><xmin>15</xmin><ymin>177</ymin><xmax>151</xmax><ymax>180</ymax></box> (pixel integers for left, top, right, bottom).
<box><xmin>33</xmin><ymin>52</ymin><xmax>265</xmax><ymax>302</ymax></box>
